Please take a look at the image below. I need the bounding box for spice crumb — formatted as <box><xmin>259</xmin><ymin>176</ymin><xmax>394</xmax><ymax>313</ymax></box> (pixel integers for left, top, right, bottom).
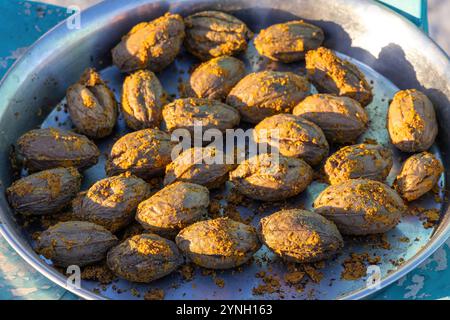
<box><xmin>144</xmin><ymin>288</ymin><xmax>165</xmax><ymax>300</ymax></box>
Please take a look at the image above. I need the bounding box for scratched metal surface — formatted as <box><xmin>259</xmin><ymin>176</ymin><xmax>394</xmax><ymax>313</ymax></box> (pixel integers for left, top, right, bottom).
<box><xmin>0</xmin><ymin>0</ymin><xmax>449</xmax><ymax>300</ymax></box>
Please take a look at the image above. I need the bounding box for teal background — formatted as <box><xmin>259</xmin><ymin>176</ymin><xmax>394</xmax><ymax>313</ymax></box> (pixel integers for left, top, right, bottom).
<box><xmin>0</xmin><ymin>0</ymin><xmax>449</xmax><ymax>300</ymax></box>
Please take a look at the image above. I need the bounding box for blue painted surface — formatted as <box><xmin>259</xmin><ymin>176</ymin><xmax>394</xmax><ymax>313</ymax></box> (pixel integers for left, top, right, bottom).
<box><xmin>0</xmin><ymin>0</ymin><xmax>449</xmax><ymax>300</ymax></box>
<box><xmin>0</xmin><ymin>0</ymin><xmax>77</xmax><ymax>300</ymax></box>
<box><xmin>377</xmin><ymin>0</ymin><xmax>428</xmax><ymax>32</ymax></box>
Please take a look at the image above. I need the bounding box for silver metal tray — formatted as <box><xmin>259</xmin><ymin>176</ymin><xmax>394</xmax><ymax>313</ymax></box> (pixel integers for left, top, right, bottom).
<box><xmin>0</xmin><ymin>0</ymin><xmax>449</xmax><ymax>300</ymax></box>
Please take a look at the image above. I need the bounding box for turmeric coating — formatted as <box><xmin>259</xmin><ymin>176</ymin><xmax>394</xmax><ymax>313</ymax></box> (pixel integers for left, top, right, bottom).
<box><xmin>7</xmin><ymin>167</ymin><xmax>81</xmax><ymax>215</ymax></box>
<box><xmin>164</xmin><ymin>146</ymin><xmax>236</xmax><ymax>189</ymax></box>
<box><xmin>16</xmin><ymin>128</ymin><xmax>100</xmax><ymax>171</ymax></box>
<box><xmin>121</xmin><ymin>69</ymin><xmax>168</xmax><ymax>130</ymax></box>
<box><xmin>66</xmin><ymin>68</ymin><xmax>117</xmax><ymax>138</ymax></box>
<box><xmin>305</xmin><ymin>47</ymin><xmax>373</xmax><ymax>106</ymax></box>
<box><xmin>254</xmin><ymin>20</ymin><xmax>324</xmax><ymax>63</ymax></box>
<box><xmin>259</xmin><ymin>209</ymin><xmax>343</xmax><ymax>263</ymax></box>
<box><xmin>324</xmin><ymin>143</ymin><xmax>393</xmax><ymax>185</ymax></box>
<box><xmin>229</xmin><ymin>153</ymin><xmax>313</xmax><ymax>201</ymax></box>
<box><xmin>175</xmin><ymin>217</ymin><xmax>261</xmax><ymax>269</ymax></box>
<box><xmin>107</xmin><ymin>233</ymin><xmax>183</xmax><ymax>283</ymax></box>
<box><xmin>387</xmin><ymin>89</ymin><xmax>438</xmax><ymax>152</ymax></box>
<box><xmin>71</xmin><ymin>174</ymin><xmax>151</xmax><ymax>232</ymax></box>
<box><xmin>254</xmin><ymin>113</ymin><xmax>329</xmax><ymax>166</ymax></box>
<box><xmin>293</xmin><ymin>94</ymin><xmax>368</xmax><ymax>144</ymax></box>
<box><xmin>136</xmin><ymin>181</ymin><xmax>210</xmax><ymax>238</ymax></box>
<box><xmin>227</xmin><ymin>71</ymin><xmax>311</xmax><ymax>123</ymax></box>
<box><xmin>162</xmin><ymin>98</ymin><xmax>240</xmax><ymax>134</ymax></box>
<box><xmin>314</xmin><ymin>179</ymin><xmax>406</xmax><ymax>235</ymax></box>
<box><xmin>184</xmin><ymin>11</ymin><xmax>253</xmax><ymax>61</ymax></box>
<box><xmin>394</xmin><ymin>152</ymin><xmax>443</xmax><ymax>201</ymax></box>
<box><xmin>106</xmin><ymin>128</ymin><xmax>176</xmax><ymax>179</ymax></box>
<box><xmin>36</xmin><ymin>221</ymin><xmax>118</xmax><ymax>267</ymax></box>
<box><xmin>190</xmin><ymin>55</ymin><xmax>246</xmax><ymax>100</ymax></box>
<box><xmin>112</xmin><ymin>13</ymin><xmax>185</xmax><ymax>72</ymax></box>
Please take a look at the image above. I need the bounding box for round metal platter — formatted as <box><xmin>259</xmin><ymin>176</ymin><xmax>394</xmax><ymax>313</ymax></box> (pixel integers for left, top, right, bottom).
<box><xmin>0</xmin><ymin>0</ymin><xmax>449</xmax><ymax>300</ymax></box>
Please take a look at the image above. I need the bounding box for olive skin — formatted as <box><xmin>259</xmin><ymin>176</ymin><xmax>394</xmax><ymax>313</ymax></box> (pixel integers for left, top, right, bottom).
<box><xmin>226</xmin><ymin>71</ymin><xmax>310</xmax><ymax>124</ymax></box>
<box><xmin>190</xmin><ymin>56</ymin><xmax>246</xmax><ymax>100</ymax></box>
<box><xmin>293</xmin><ymin>94</ymin><xmax>368</xmax><ymax>144</ymax></box>
<box><xmin>184</xmin><ymin>11</ymin><xmax>253</xmax><ymax>61</ymax></box>
<box><xmin>66</xmin><ymin>68</ymin><xmax>117</xmax><ymax>138</ymax></box>
<box><xmin>7</xmin><ymin>167</ymin><xmax>81</xmax><ymax>216</ymax></box>
<box><xmin>259</xmin><ymin>209</ymin><xmax>343</xmax><ymax>263</ymax></box>
<box><xmin>136</xmin><ymin>181</ymin><xmax>210</xmax><ymax>238</ymax></box>
<box><xmin>229</xmin><ymin>153</ymin><xmax>313</xmax><ymax>201</ymax></box>
<box><xmin>254</xmin><ymin>20</ymin><xmax>324</xmax><ymax>63</ymax></box>
<box><xmin>393</xmin><ymin>152</ymin><xmax>444</xmax><ymax>201</ymax></box>
<box><xmin>36</xmin><ymin>221</ymin><xmax>118</xmax><ymax>267</ymax></box>
<box><xmin>164</xmin><ymin>146</ymin><xmax>236</xmax><ymax>189</ymax></box>
<box><xmin>71</xmin><ymin>174</ymin><xmax>151</xmax><ymax>232</ymax></box>
<box><xmin>324</xmin><ymin>143</ymin><xmax>393</xmax><ymax>185</ymax></box>
<box><xmin>305</xmin><ymin>47</ymin><xmax>373</xmax><ymax>106</ymax></box>
<box><xmin>121</xmin><ymin>69</ymin><xmax>168</xmax><ymax>130</ymax></box>
<box><xmin>16</xmin><ymin>128</ymin><xmax>100</xmax><ymax>172</ymax></box>
<box><xmin>253</xmin><ymin>113</ymin><xmax>329</xmax><ymax>166</ymax></box>
<box><xmin>106</xmin><ymin>128</ymin><xmax>176</xmax><ymax>179</ymax></box>
<box><xmin>175</xmin><ymin>217</ymin><xmax>261</xmax><ymax>269</ymax></box>
<box><xmin>313</xmin><ymin>179</ymin><xmax>405</xmax><ymax>235</ymax></box>
<box><xmin>387</xmin><ymin>89</ymin><xmax>438</xmax><ymax>152</ymax></box>
<box><xmin>112</xmin><ymin>13</ymin><xmax>185</xmax><ymax>73</ymax></box>
<box><xmin>107</xmin><ymin>233</ymin><xmax>183</xmax><ymax>283</ymax></box>
<box><xmin>162</xmin><ymin>98</ymin><xmax>240</xmax><ymax>134</ymax></box>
